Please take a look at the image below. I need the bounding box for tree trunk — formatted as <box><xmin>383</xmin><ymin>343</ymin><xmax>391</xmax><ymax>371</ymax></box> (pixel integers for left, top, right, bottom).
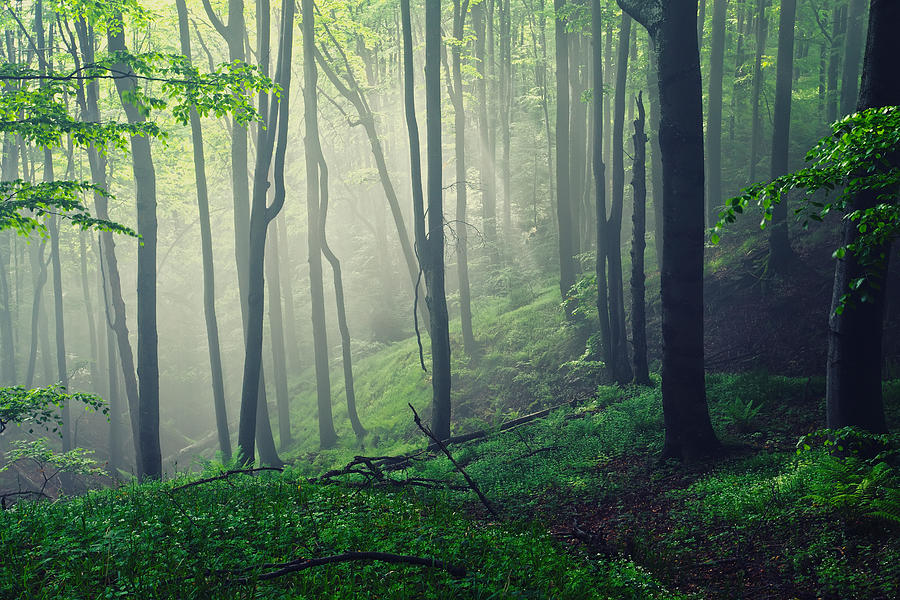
<box><xmin>748</xmin><ymin>0</ymin><xmax>770</xmax><ymax>182</ymax></box>
<box><xmin>108</xmin><ymin>22</ymin><xmax>162</xmax><ymax>481</ymax></box>
<box><xmin>618</xmin><ymin>0</ymin><xmax>720</xmax><ymax>460</ymax></box>
<box><xmin>768</xmin><ymin>0</ymin><xmax>797</xmax><ymax>270</ymax></box>
<box><xmin>25</xmin><ymin>240</ymin><xmax>49</xmax><ymax>389</ymax></box>
<box><xmin>499</xmin><ymin>0</ymin><xmax>512</xmax><ymax>237</ymax></box>
<box><xmin>592</xmin><ymin>0</ymin><xmax>612</xmax><ymax>370</ymax></box>
<box><xmin>78</xmin><ymin>235</ymin><xmax>99</xmax><ymax>397</ymax></box>
<box><xmin>555</xmin><ymin>0</ymin><xmax>576</xmax><ymax>316</ymax></box>
<box><xmin>237</xmin><ymin>0</ymin><xmax>292</xmax><ymax>463</ymax></box>
<box><xmin>300</xmin><ymin>0</ymin><xmax>338</xmax><ymax>450</ymax></box>
<box><xmin>265</xmin><ymin>224</ymin><xmax>292</xmax><ymax>449</ymax></box>
<box><xmin>647</xmin><ymin>43</ymin><xmax>663</xmax><ymax>270</ymax></box>
<box><xmin>706</xmin><ymin>0</ymin><xmax>729</xmax><ymax>226</ymax></box>
<box><xmin>473</xmin><ymin>1</ymin><xmax>498</xmax><ymax>256</ymax></box>
<box><xmin>276</xmin><ymin>213</ymin><xmax>301</xmax><ymax>373</ymax></box>
<box><xmin>176</xmin><ymin>0</ymin><xmax>231</xmax><ymax>461</ymax></box>
<box><xmin>826</xmin><ymin>0</ymin><xmax>899</xmax><ymax>434</ymax></box>
<box><xmin>608</xmin><ymin>11</ymin><xmax>634</xmax><ymax>384</ymax></box>
<box><xmin>318</xmin><ymin>156</ymin><xmax>366</xmax><ymax>440</ymax></box>
<box><xmin>424</xmin><ymin>0</ymin><xmax>453</xmax><ymax>441</ymax></box>
<box><xmin>630</xmin><ymin>92</ymin><xmax>650</xmax><ymax>385</ymax></box>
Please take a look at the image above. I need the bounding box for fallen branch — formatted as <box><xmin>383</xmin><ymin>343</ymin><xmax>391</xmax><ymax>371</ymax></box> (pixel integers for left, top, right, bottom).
<box><xmin>170</xmin><ymin>467</ymin><xmax>284</xmax><ymax>492</ymax></box>
<box><xmin>511</xmin><ymin>446</ymin><xmax>560</xmax><ymax>462</ymax></box>
<box><xmin>409</xmin><ymin>403</ymin><xmax>499</xmax><ymax>519</ymax></box>
<box><xmin>0</xmin><ymin>489</ymin><xmax>49</xmax><ymax>509</ymax></box>
<box><xmin>229</xmin><ymin>551</ymin><xmax>466</xmax><ymax>583</ymax></box>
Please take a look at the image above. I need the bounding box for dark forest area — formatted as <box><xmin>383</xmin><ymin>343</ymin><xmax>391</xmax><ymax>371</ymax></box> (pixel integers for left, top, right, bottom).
<box><xmin>1</xmin><ymin>0</ymin><xmax>899</xmax><ymax>597</ymax></box>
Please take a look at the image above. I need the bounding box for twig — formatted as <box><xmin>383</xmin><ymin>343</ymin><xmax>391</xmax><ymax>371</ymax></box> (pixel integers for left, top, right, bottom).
<box><xmin>169</xmin><ymin>467</ymin><xmax>283</xmax><ymax>492</ymax></box>
<box><xmin>228</xmin><ymin>551</ymin><xmax>466</xmax><ymax>583</ymax></box>
<box><xmin>408</xmin><ymin>404</ymin><xmax>499</xmax><ymax>518</ymax></box>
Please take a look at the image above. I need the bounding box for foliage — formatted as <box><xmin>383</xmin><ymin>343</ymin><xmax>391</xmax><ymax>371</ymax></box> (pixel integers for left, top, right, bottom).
<box><xmin>713</xmin><ymin>106</ymin><xmax>900</xmax><ymax>309</ymax></box>
<box><xmin>0</xmin><ymin>385</ymin><xmax>107</xmax><ymax>436</ymax></box>
<box><xmin>720</xmin><ymin>396</ymin><xmax>762</xmax><ymax>432</ymax></box>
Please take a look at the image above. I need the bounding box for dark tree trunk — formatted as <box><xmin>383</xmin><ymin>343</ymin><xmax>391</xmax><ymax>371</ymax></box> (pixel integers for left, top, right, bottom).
<box><xmin>840</xmin><ymin>0</ymin><xmax>866</xmax><ymax>116</ymax></box>
<box><xmin>592</xmin><ymin>0</ymin><xmax>612</xmax><ymax>369</ymax></box>
<box><xmin>300</xmin><ymin>0</ymin><xmax>338</xmax><ymax>450</ymax></box>
<box><xmin>826</xmin><ymin>0</ymin><xmax>899</xmax><ymax>433</ymax></box>
<box><xmin>108</xmin><ymin>22</ymin><xmax>162</xmax><ymax>481</ymax></box>
<box><xmin>618</xmin><ymin>0</ymin><xmax>720</xmax><ymax>460</ymax></box>
<box><xmin>608</xmin><ymin>12</ymin><xmax>634</xmax><ymax>384</ymax></box>
<box><xmin>424</xmin><ymin>0</ymin><xmax>453</xmax><ymax>441</ymax></box>
<box><xmin>555</xmin><ymin>0</ymin><xmax>576</xmax><ymax>316</ymax></box>
<box><xmin>450</xmin><ymin>0</ymin><xmax>476</xmax><ymax>356</ymax></box>
<box><xmin>318</xmin><ymin>156</ymin><xmax>366</xmax><ymax>440</ymax></box>
<box><xmin>73</xmin><ymin>16</ymin><xmax>142</xmax><ymax>471</ymax></box>
<box><xmin>730</xmin><ymin>0</ymin><xmax>747</xmax><ymax>143</ymax></box>
<box><xmin>630</xmin><ymin>92</ymin><xmax>650</xmax><ymax>385</ymax></box>
<box><xmin>748</xmin><ymin>0</ymin><xmax>770</xmax><ymax>182</ymax></box>
<box><xmin>706</xmin><ymin>0</ymin><xmax>729</xmax><ymax>226</ymax></box>
<box><xmin>176</xmin><ymin>0</ymin><xmax>231</xmax><ymax>460</ymax></box>
<box><xmin>568</xmin><ymin>33</ymin><xmax>588</xmax><ymax>259</ymax></box>
<box><xmin>768</xmin><ymin>0</ymin><xmax>797</xmax><ymax>270</ymax></box>
<box><xmin>237</xmin><ymin>0</ymin><xmax>292</xmax><ymax>462</ymax></box>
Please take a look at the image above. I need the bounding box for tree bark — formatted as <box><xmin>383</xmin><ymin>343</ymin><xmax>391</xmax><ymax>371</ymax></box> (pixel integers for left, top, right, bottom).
<box><xmin>474</xmin><ymin>1</ymin><xmax>498</xmax><ymax>256</ymax></box>
<box><xmin>840</xmin><ymin>0</ymin><xmax>866</xmax><ymax>116</ymax></box>
<box><xmin>825</xmin><ymin>0</ymin><xmax>899</xmax><ymax>433</ymax></box>
<box><xmin>826</xmin><ymin>1</ymin><xmax>847</xmax><ymax>124</ymax></box>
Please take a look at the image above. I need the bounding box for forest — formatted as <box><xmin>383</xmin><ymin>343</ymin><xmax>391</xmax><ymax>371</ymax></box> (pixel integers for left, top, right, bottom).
<box><xmin>1</xmin><ymin>0</ymin><xmax>899</xmax><ymax>597</ymax></box>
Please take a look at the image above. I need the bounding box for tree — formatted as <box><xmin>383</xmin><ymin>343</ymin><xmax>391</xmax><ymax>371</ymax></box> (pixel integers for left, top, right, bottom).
<box><xmin>607</xmin><ymin>10</ymin><xmax>634</xmax><ymax>384</ymax></box>
<box><xmin>705</xmin><ymin>0</ymin><xmax>728</xmax><ymax>226</ymax></box>
<box><xmin>748</xmin><ymin>0</ymin><xmax>770</xmax><ymax>182</ymax></box>
<box><xmin>630</xmin><ymin>92</ymin><xmax>650</xmax><ymax>385</ymax></box>
<box><xmin>175</xmin><ymin>0</ymin><xmax>231</xmax><ymax>461</ymax></box>
<box><xmin>617</xmin><ymin>0</ymin><xmax>720</xmax><ymax>460</ymax></box>
<box><xmin>555</xmin><ymin>0</ymin><xmax>576</xmax><ymax>316</ymax></box>
<box><xmin>302</xmin><ymin>0</ymin><xmax>338</xmax><ymax>450</ymax></box>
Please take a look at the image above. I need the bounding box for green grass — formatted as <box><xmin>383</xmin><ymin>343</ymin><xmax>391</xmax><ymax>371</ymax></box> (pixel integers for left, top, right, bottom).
<box><xmin>0</xmin><ymin>467</ymin><xmax>680</xmax><ymax>599</ymax></box>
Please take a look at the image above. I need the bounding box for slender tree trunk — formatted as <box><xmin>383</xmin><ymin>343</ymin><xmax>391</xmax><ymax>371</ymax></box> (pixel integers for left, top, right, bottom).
<box><xmin>176</xmin><ymin>0</ymin><xmax>231</xmax><ymax>460</ymax></box>
<box><xmin>0</xmin><ymin>233</ymin><xmax>14</xmax><ymax>385</ymax></box>
<box><xmin>450</xmin><ymin>0</ymin><xmax>476</xmax><ymax>356</ymax></box>
<box><xmin>826</xmin><ymin>0</ymin><xmax>898</xmax><ymax>434</ymax></box>
<box><xmin>275</xmin><ymin>213</ymin><xmax>301</xmax><ymax>373</ymax></box>
<box><xmin>499</xmin><ymin>0</ymin><xmax>512</xmax><ymax>238</ymax></box>
<box><xmin>473</xmin><ymin>1</ymin><xmax>498</xmax><ymax>256</ymax></box>
<box><xmin>318</xmin><ymin>156</ymin><xmax>366</xmax><ymax>440</ymax></box>
<box><xmin>647</xmin><ymin>44</ymin><xmax>663</xmax><ymax>270</ymax></box>
<box><xmin>568</xmin><ymin>33</ymin><xmax>588</xmax><ymax>259</ymax></box>
<box><xmin>74</xmin><ymin>17</ymin><xmax>142</xmax><ymax>472</ymax></box>
<box><xmin>748</xmin><ymin>0</ymin><xmax>769</xmax><ymax>182</ymax></box>
<box><xmin>730</xmin><ymin>0</ymin><xmax>747</xmax><ymax>143</ymax></box>
<box><xmin>424</xmin><ymin>0</ymin><xmax>453</xmax><ymax>441</ymax></box>
<box><xmin>555</xmin><ymin>0</ymin><xmax>576</xmax><ymax>316</ymax></box>
<box><xmin>592</xmin><ymin>0</ymin><xmax>612</xmax><ymax>369</ymax></box>
<box><xmin>265</xmin><ymin>224</ymin><xmax>292</xmax><ymax>449</ymax></box>
<box><xmin>608</xmin><ymin>12</ymin><xmax>634</xmax><ymax>384</ymax></box>
<box><xmin>237</xmin><ymin>0</ymin><xmax>291</xmax><ymax>463</ymax></box>
<box><xmin>618</xmin><ymin>0</ymin><xmax>720</xmax><ymax>460</ymax></box>
<box><xmin>706</xmin><ymin>0</ymin><xmax>729</xmax><ymax>226</ymax></box>
<box><xmin>630</xmin><ymin>92</ymin><xmax>650</xmax><ymax>385</ymax></box>
<box><xmin>300</xmin><ymin>0</ymin><xmax>338</xmax><ymax>450</ymax></box>
<box><xmin>108</xmin><ymin>22</ymin><xmax>162</xmax><ymax>481</ymax></box>
<box><xmin>768</xmin><ymin>0</ymin><xmax>797</xmax><ymax>269</ymax></box>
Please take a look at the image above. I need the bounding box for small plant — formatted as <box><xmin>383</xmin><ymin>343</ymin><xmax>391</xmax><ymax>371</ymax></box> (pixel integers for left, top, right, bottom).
<box><xmin>1</xmin><ymin>439</ymin><xmax>103</xmax><ymax>506</ymax></box>
<box><xmin>721</xmin><ymin>397</ymin><xmax>762</xmax><ymax>432</ymax></box>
